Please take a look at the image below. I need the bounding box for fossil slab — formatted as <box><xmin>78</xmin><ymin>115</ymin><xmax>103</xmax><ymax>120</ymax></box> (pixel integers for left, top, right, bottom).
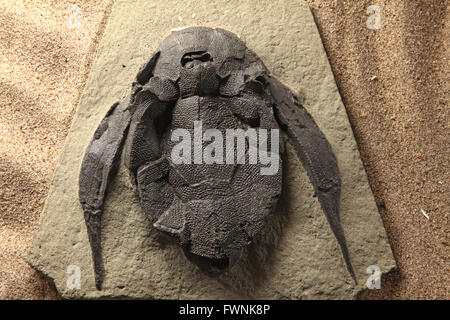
<box><xmin>28</xmin><ymin>0</ymin><xmax>395</xmax><ymax>299</ymax></box>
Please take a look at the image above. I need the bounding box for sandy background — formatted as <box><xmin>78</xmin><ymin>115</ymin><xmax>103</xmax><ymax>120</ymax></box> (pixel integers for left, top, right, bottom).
<box><xmin>0</xmin><ymin>0</ymin><xmax>448</xmax><ymax>299</ymax></box>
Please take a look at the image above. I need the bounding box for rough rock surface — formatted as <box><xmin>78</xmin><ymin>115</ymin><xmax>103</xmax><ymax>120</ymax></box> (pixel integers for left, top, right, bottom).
<box><xmin>28</xmin><ymin>0</ymin><xmax>396</xmax><ymax>299</ymax></box>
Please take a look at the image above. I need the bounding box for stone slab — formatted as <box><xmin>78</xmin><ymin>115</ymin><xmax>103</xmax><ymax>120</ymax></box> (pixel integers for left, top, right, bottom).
<box><xmin>28</xmin><ymin>0</ymin><xmax>396</xmax><ymax>299</ymax></box>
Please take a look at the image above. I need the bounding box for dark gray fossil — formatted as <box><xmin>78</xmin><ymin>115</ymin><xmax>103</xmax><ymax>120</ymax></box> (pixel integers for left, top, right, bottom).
<box><xmin>79</xmin><ymin>27</ymin><xmax>356</xmax><ymax>289</ymax></box>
